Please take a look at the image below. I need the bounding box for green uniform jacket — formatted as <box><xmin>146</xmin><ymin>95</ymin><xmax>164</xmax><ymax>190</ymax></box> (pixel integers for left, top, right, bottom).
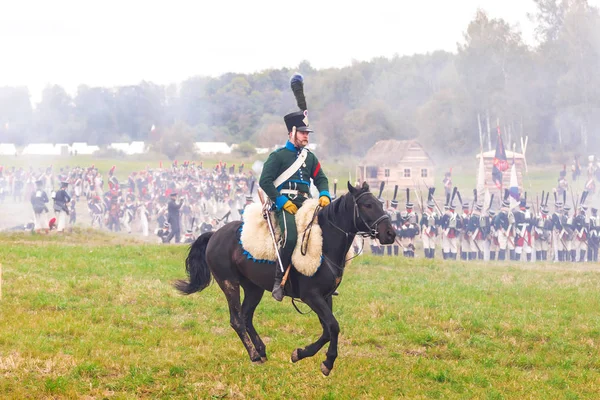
<box><xmin>259</xmin><ymin>141</ymin><xmax>330</xmax><ymax>209</ymax></box>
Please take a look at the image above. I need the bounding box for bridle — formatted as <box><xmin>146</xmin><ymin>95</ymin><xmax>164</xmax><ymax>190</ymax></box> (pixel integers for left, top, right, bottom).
<box><xmin>352</xmin><ymin>191</ymin><xmax>391</xmax><ymax>239</ymax></box>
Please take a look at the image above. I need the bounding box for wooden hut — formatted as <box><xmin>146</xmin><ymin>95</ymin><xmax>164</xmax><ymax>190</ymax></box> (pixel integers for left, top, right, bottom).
<box><xmin>476</xmin><ymin>150</ymin><xmax>524</xmax><ymax>191</ymax></box>
<box><xmin>357</xmin><ymin>140</ymin><xmax>435</xmax><ymax>189</ymax></box>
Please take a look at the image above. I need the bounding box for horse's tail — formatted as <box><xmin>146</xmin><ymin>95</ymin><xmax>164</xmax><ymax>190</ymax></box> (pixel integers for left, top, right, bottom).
<box><xmin>174</xmin><ymin>232</ymin><xmax>215</xmax><ymax>295</ymax></box>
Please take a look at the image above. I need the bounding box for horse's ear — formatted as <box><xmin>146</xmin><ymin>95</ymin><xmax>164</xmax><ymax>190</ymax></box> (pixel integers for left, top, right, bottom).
<box><xmin>347</xmin><ymin>181</ymin><xmax>355</xmax><ymax>194</ymax></box>
<box><xmin>361</xmin><ymin>181</ymin><xmax>369</xmax><ymax>191</ymax></box>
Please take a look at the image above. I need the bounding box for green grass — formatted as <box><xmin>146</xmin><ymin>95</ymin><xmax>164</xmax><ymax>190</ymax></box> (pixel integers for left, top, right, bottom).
<box><xmin>2</xmin><ymin>231</ymin><xmax>600</xmax><ymax>398</ymax></box>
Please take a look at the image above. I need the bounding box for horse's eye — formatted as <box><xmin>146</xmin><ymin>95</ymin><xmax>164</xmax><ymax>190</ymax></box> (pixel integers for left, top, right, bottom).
<box><xmin>364</xmin><ymin>203</ymin><xmax>373</xmax><ymax>209</ymax></box>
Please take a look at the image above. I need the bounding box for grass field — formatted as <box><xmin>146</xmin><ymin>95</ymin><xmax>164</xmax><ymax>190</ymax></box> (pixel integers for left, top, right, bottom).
<box><xmin>2</xmin><ymin>231</ymin><xmax>600</xmax><ymax>399</ymax></box>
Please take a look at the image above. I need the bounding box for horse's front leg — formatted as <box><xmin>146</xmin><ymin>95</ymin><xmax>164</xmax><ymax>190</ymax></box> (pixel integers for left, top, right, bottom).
<box><xmin>291</xmin><ymin>314</ymin><xmax>330</xmax><ymax>363</ymax></box>
<box><xmin>294</xmin><ymin>295</ymin><xmax>339</xmax><ymax>376</ymax></box>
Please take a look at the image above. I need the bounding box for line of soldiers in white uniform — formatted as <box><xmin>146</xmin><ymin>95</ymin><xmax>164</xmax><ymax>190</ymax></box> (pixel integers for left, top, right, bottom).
<box><xmin>371</xmin><ymin>185</ymin><xmax>599</xmax><ymax>262</ymax></box>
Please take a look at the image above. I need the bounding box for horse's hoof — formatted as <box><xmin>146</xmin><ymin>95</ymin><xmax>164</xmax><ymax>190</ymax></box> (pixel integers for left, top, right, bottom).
<box><xmin>261</xmin><ymin>356</ymin><xmax>268</xmax><ymax>363</ymax></box>
<box><xmin>291</xmin><ymin>349</ymin><xmax>300</xmax><ymax>363</ymax></box>
<box><xmin>252</xmin><ymin>358</ymin><xmax>265</xmax><ymax>365</ymax></box>
<box><xmin>320</xmin><ymin>362</ymin><xmax>331</xmax><ymax>376</ymax></box>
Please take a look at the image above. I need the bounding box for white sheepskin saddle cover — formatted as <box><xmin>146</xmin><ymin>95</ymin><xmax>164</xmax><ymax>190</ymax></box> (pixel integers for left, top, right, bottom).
<box><xmin>240</xmin><ymin>199</ymin><xmax>325</xmax><ymax>277</ymax></box>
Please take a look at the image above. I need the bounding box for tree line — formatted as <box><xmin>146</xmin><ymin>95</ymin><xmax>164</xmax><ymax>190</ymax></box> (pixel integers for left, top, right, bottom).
<box><xmin>0</xmin><ymin>0</ymin><xmax>598</xmax><ymax>162</ymax></box>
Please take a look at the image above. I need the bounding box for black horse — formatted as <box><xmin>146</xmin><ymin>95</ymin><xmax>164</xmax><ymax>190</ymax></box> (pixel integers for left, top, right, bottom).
<box><xmin>174</xmin><ymin>182</ymin><xmax>396</xmax><ymax>375</ymax></box>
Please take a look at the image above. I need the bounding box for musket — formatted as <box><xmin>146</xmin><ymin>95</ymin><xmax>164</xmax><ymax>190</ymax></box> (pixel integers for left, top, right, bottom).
<box><xmin>257</xmin><ymin>189</ymin><xmax>285</xmax><ymax>273</ymax></box>
<box><xmin>413</xmin><ymin>187</ymin><xmax>424</xmax><ymax>214</ymax></box>
<box><xmin>422</xmin><ymin>180</ymin><xmax>443</xmax><ymax>215</ymax></box>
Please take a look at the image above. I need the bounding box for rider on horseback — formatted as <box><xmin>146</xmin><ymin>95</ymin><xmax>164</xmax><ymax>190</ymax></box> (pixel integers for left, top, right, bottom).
<box><xmin>259</xmin><ymin>74</ymin><xmax>331</xmax><ymax>302</ymax></box>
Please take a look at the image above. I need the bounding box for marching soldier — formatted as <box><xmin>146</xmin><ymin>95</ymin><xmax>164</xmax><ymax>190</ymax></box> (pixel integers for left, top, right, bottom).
<box><xmin>443</xmin><ymin>171</ymin><xmax>452</xmax><ymax>198</ymax></box>
<box><xmin>54</xmin><ymin>181</ymin><xmax>71</xmax><ymax>233</ymax></box>
<box><xmin>494</xmin><ymin>195</ymin><xmax>511</xmax><ymax>261</ymax></box>
<box><xmin>563</xmin><ymin>205</ymin><xmax>575</xmax><ymax>261</ymax></box>
<box><xmin>573</xmin><ymin>203</ymin><xmax>589</xmax><ymax>262</ymax></box>
<box><xmin>557</xmin><ymin>168</ymin><xmax>568</xmax><ymax>198</ymax></box>
<box><xmin>31</xmin><ymin>179</ymin><xmax>50</xmax><ymax>234</ymax></box>
<box><xmin>533</xmin><ymin>204</ymin><xmax>552</xmax><ymax>261</ymax></box>
<box><xmin>459</xmin><ymin>202</ymin><xmax>472</xmax><ymax>260</ymax></box>
<box><xmin>588</xmin><ymin>208</ymin><xmax>599</xmax><ymax>262</ymax></box>
<box><xmin>486</xmin><ymin>208</ymin><xmax>498</xmax><ymax>260</ymax></box>
<box><xmin>386</xmin><ymin>185</ymin><xmax>401</xmax><ymax>256</ymax></box>
<box><xmin>258</xmin><ymin>74</ymin><xmax>330</xmax><ymax>301</ymax></box>
<box><xmin>469</xmin><ymin>203</ymin><xmax>486</xmax><ymax>260</ymax></box>
<box><xmin>440</xmin><ymin>190</ymin><xmax>459</xmax><ymax>259</ymax></box>
<box><xmin>399</xmin><ymin>209</ymin><xmax>419</xmax><ymax>258</ymax></box>
<box><xmin>420</xmin><ymin>188</ymin><xmax>438</xmax><ymax>259</ymax></box>
<box><xmin>551</xmin><ymin>195</ymin><xmax>567</xmax><ymax>261</ymax></box>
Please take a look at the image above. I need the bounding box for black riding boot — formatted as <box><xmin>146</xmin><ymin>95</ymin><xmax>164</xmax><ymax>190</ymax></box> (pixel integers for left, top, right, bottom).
<box><xmin>272</xmin><ymin>249</ymin><xmax>291</xmax><ymax>302</ymax></box>
<box><xmin>471</xmin><ymin>252</ymin><xmax>477</xmax><ymax>260</ymax></box>
<box><xmin>536</xmin><ymin>251</ymin><xmax>541</xmax><ymax>261</ymax></box>
<box><xmin>452</xmin><ymin>253</ymin><xmax>457</xmax><ymax>260</ymax></box>
<box><xmin>571</xmin><ymin>250</ymin><xmax>577</xmax><ymax>262</ymax></box>
<box><xmin>394</xmin><ymin>246</ymin><xmax>399</xmax><ymax>256</ymax></box>
<box><xmin>431</xmin><ymin>249</ymin><xmax>435</xmax><ymax>259</ymax></box>
<box><xmin>580</xmin><ymin>250</ymin><xmax>586</xmax><ymax>262</ymax></box>
<box><xmin>510</xmin><ymin>250</ymin><xmax>516</xmax><ymax>261</ymax></box>
<box><xmin>588</xmin><ymin>248</ymin><xmax>593</xmax><ymax>262</ymax></box>
<box><xmin>387</xmin><ymin>246</ymin><xmax>392</xmax><ymax>256</ymax></box>
<box><xmin>272</xmin><ymin>264</ymin><xmax>285</xmax><ymax>302</ymax></box>
<box><xmin>424</xmin><ymin>249</ymin><xmax>430</xmax><ymax>258</ymax></box>
<box><xmin>490</xmin><ymin>251</ymin><xmax>496</xmax><ymax>260</ymax></box>
<box><xmin>478</xmin><ymin>251</ymin><xmax>483</xmax><ymax>260</ymax></box>
<box><xmin>526</xmin><ymin>253</ymin><xmax>532</xmax><ymax>262</ymax></box>
<box><xmin>542</xmin><ymin>250</ymin><xmax>547</xmax><ymax>261</ymax></box>
<box><xmin>461</xmin><ymin>251</ymin><xmax>467</xmax><ymax>260</ymax></box>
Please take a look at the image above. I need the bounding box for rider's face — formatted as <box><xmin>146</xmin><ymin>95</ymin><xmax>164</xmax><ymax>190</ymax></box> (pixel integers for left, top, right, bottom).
<box><xmin>290</xmin><ymin>130</ymin><xmax>309</xmax><ymax>148</ymax></box>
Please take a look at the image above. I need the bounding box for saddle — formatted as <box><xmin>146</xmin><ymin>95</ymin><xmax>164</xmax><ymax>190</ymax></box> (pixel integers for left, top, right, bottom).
<box><xmin>240</xmin><ymin>199</ymin><xmax>353</xmax><ymax>276</ymax></box>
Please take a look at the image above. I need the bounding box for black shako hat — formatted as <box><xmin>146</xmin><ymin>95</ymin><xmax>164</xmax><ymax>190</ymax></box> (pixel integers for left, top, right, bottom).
<box><xmin>284</xmin><ymin>110</ymin><xmax>313</xmax><ymax>133</ymax></box>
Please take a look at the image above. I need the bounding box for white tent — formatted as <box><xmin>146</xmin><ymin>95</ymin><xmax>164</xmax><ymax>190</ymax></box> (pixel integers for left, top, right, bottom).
<box><xmin>129</xmin><ymin>141</ymin><xmax>146</xmax><ymax>154</ymax></box>
<box><xmin>71</xmin><ymin>142</ymin><xmax>100</xmax><ymax>155</ymax></box>
<box><xmin>194</xmin><ymin>142</ymin><xmax>232</xmax><ymax>154</ymax></box>
<box><xmin>22</xmin><ymin>143</ymin><xmax>59</xmax><ymax>155</ymax></box>
<box><xmin>0</xmin><ymin>143</ymin><xmax>17</xmax><ymax>155</ymax></box>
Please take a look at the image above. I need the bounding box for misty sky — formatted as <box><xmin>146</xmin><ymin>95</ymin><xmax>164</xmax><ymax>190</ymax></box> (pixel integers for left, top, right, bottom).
<box><xmin>2</xmin><ymin>0</ymin><xmax>599</xmax><ymax>103</ymax></box>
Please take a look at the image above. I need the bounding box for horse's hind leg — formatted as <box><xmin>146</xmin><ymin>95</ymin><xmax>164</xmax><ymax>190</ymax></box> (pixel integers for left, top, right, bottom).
<box><xmin>215</xmin><ymin>278</ymin><xmax>262</xmax><ymax>363</ymax></box>
<box><xmin>240</xmin><ymin>278</ymin><xmax>267</xmax><ymax>361</ymax></box>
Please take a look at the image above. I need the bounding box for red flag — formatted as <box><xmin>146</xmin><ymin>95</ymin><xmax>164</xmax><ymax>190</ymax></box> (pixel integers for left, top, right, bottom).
<box><xmin>492</xmin><ymin>130</ymin><xmax>509</xmax><ymax>189</ymax></box>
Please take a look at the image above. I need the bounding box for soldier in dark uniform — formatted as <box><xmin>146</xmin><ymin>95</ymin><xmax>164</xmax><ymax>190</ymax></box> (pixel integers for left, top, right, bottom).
<box><xmin>533</xmin><ymin>205</ymin><xmax>552</xmax><ymax>261</ymax></box>
<box><xmin>386</xmin><ymin>197</ymin><xmax>401</xmax><ymax>256</ymax></box>
<box><xmin>487</xmin><ymin>209</ymin><xmax>498</xmax><ymax>260</ymax></box>
<box><xmin>31</xmin><ymin>179</ymin><xmax>50</xmax><ymax>234</ymax></box>
<box><xmin>420</xmin><ymin>191</ymin><xmax>439</xmax><ymax>259</ymax></box>
<box><xmin>493</xmin><ymin>199</ymin><xmax>510</xmax><ymax>261</ymax></box>
<box><xmin>468</xmin><ymin>204</ymin><xmax>485</xmax><ymax>260</ymax></box>
<box><xmin>551</xmin><ymin>199</ymin><xmax>566</xmax><ymax>261</ymax></box>
<box><xmin>157</xmin><ymin>221</ymin><xmax>171</xmax><ymax>243</ymax></box>
<box><xmin>572</xmin><ymin>205</ymin><xmax>588</xmax><ymax>262</ymax></box>
<box><xmin>258</xmin><ymin>74</ymin><xmax>330</xmax><ymax>301</ymax></box>
<box><xmin>54</xmin><ymin>181</ymin><xmax>71</xmax><ymax>233</ymax></box>
<box><xmin>165</xmin><ymin>191</ymin><xmax>184</xmax><ymax>243</ymax></box>
<box><xmin>513</xmin><ymin>199</ymin><xmax>526</xmax><ymax>261</ymax></box>
<box><xmin>588</xmin><ymin>208</ymin><xmax>599</xmax><ymax>262</ymax></box>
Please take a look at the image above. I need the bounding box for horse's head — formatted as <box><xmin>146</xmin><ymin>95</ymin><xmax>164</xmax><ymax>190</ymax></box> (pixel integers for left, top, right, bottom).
<box><xmin>347</xmin><ymin>181</ymin><xmax>396</xmax><ymax>244</ymax></box>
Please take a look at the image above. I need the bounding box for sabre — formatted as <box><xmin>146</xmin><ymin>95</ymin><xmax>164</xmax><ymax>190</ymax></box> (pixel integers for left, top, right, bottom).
<box><xmin>257</xmin><ymin>189</ymin><xmax>286</xmax><ymax>273</ymax></box>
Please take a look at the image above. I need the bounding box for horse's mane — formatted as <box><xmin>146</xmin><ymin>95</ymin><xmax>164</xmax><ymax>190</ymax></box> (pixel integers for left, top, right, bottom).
<box><xmin>318</xmin><ymin>186</ymin><xmax>369</xmax><ymax>223</ymax></box>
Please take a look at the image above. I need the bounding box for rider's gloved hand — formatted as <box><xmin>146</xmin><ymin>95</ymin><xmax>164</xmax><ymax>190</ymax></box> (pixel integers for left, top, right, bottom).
<box><xmin>319</xmin><ymin>196</ymin><xmax>331</xmax><ymax>207</ymax></box>
<box><xmin>283</xmin><ymin>200</ymin><xmax>298</xmax><ymax>215</ymax></box>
